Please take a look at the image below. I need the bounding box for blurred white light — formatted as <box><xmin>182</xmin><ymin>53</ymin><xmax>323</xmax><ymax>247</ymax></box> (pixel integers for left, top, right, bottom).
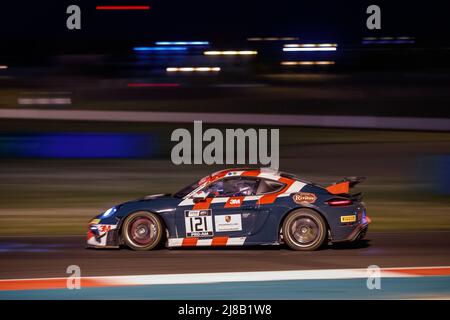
<box><xmin>283</xmin><ymin>47</ymin><xmax>336</xmax><ymax>52</ymax></box>
<box><xmin>0</xmin><ymin>65</ymin><xmax>8</xmax><ymax>69</ymax></box>
<box><xmin>18</xmin><ymin>98</ymin><xmax>72</xmax><ymax>105</ymax></box>
<box><xmin>204</xmin><ymin>50</ymin><xmax>257</xmax><ymax>55</ymax></box>
<box><xmin>284</xmin><ymin>43</ymin><xmax>337</xmax><ymax>48</ymax></box>
<box><xmin>283</xmin><ymin>43</ymin><xmax>337</xmax><ymax>52</ymax></box>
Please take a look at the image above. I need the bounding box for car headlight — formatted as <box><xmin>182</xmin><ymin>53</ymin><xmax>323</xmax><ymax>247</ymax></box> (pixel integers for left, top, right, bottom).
<box><xmin>101</xmin><ymin>207</ymin><xmax>117</xmax><ymax>218</ymax></box>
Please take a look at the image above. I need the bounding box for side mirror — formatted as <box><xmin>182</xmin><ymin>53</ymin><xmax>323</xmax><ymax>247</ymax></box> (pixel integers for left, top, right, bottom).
<box><xmin>193</xmin><ymin>191</ymin><xmax>209</xmax><ymax>203</ymax></box>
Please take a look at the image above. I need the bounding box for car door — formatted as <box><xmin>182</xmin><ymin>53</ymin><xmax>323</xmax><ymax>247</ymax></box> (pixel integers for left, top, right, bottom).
<box><xmin>174</xmin><ymin>177</ymin><xmax>261</xmax><ymax>239</ymax></box>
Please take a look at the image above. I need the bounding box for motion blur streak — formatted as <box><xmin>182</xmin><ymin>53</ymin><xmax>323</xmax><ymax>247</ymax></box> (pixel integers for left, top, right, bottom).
<box><xmin>363</xmin><ymin>36</ymin><xmax>414</xmax><ymax>40</ymax></box>
<box><xmin>362</xmin><ymin>36</ymin><xmax>415</xmax><ymax>45</ymax></box>
<box><xmin>21</xmin><ymin>92</ymin><xmax>71</xmax><ymax>95</ymax></box>
<box><xmin>166</xmin><ymin>67</ymin><xmax>220</xmax><ymax>72</ymax></box>
<box><xmin>1</xmin><ymin>109</ymin><xmax>449</xmax><ymax>130</ymax></box>
<box><xmin>156</xmin><ymin>41</ymin><xmax>209</xmax><ymax>46</ymax></box>
<box><xmin>247</xmin><ymin>37</ymin><xmax>299</xmax><ymax>41</ymax></box>
<box><xmin>17</xmin><ymin>98</ymin><xmax>71</xmax><ymax>105</ymax></box>
<box><xmin>3</xmin><ymin>277</ymin><xmax>450</xmax><ymax>299</ymax></box>
<box><xmin>285</xmin><ymin>43</ymin><xmax>337</xmax><ymax>47</ymax></box>
<box><xmin>281</xmin><ymin>61</ymin><xmax>335</xmax><ymax>66</ymax></box>
<box><xmin>0</xmin><ymin>65</ymin><xmax>7</xmax><ymax>69</ymax></box>
<box><xmin>127</xmin><ymin>83</ymin><xmax>180</xmax><ymax>87</ymax></box>
<box><xmin>283</xmin><ymin>47</ymin><xmax>337</xmax><ymax>52</ymax></box>
<box><xmin>95</xmin><ymin>6</ymin><xmax>150</xmax><ymax>10</ymax></box>
<box><xmin>283</xmin><ymin>43</ymin><xmax>337</xmax><ymax>52</ymax></box>
<box><xmin>2</xmin><ymin>266</ymin><xmax>450</xmax><ymax>300</ymax></box>
<box><xmin>2</xmin><ymin>266</ymin><xmax>450</xmax><ymax>291</ymax></box>
<box><xmin>0</xmin><ymin>133</ymin><xmax>157</xmax><ymax>158</ymax></box>
<box><xmin>204</xmin><ymin>50</ymin><xmax>257</xmax><ymax>55</ymax></box>
<box><xmin>133</xmin><ymin>47</ymin><xmax>187</xmax><ymax>51</ymax></box>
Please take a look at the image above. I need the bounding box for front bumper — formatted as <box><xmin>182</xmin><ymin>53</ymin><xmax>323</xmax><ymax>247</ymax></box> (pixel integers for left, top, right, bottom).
<box><xmin>86</xmin><ymin>222</ymin><xmax>120</xmax><ymax>248</ymax></box>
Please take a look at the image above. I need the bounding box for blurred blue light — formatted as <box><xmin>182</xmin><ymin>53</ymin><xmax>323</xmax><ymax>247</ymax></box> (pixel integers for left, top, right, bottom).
<box><xmin>0</xmin><ymin>133</ymin><xmax>158</xmax><ymax>158</ymax></box>
<box><xmin>155</xmin><ymin>41</ymin><xmax>209</xmax><ymax>46</ymax></box>
<box><xmin>133</xmin><ymin>46</ymin><xmax>188</xmax><ymax>52</ymax></box>
<box><xmin>362</xmin><ymin>40</ymin><xmax>415</xmax><ymax>45</ymax></box>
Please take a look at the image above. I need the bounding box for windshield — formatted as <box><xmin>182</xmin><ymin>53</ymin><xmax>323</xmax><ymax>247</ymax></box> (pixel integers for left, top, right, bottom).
<box><xmin>173</xmin><ymin>179</ymin><xmax>200</xmax><ymax>198</ymax></box>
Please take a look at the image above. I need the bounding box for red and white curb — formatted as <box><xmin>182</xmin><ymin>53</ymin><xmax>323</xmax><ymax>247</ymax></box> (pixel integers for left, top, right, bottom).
<box><xmin>1</xmin><ymin>266</ymin><xmax>450</xmax><ymax>291</ymax></box>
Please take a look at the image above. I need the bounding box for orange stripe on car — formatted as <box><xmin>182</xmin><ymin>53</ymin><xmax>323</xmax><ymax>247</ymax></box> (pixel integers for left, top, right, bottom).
<box><xmin>193</xmin><ymin>197</ymin><xmax>213</xmax><ymax>210</ymax></box>
<box><xmin>182</xmin><ymin>238</ymin><xmax>198</xmax><ymax>246</ymax></box>
<box><xmin>241</xmin><ymin>170</ymin><xmax>260</xmax><ymax>177</ymax></box>
<box><xmin>326</xmin><ymin>181</ymin><xmax>350</xmax><ymax>194</ymax></box>
<box><xmin>212</xmin><ymin>237</ymin><xmax>229</xmax><ymax>246</ymax></box>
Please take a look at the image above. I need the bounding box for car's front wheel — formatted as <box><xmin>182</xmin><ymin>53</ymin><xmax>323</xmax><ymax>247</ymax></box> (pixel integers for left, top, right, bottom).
<box><xmin>122</xmin><ymin>211</ymin><xmax>164</xmax><ymax>251</ymax></box>
<box><xmin>282</xmin><ymin>209</ymin><xmax>327</xmax><ymax>251</ymax></box>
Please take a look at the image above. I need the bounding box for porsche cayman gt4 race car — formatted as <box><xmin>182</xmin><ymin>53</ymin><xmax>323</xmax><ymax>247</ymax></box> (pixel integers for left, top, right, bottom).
<box><xmin>87</xmin><ymin>168</ymin><xmax>371</xmax><ymax>251</ymax></box>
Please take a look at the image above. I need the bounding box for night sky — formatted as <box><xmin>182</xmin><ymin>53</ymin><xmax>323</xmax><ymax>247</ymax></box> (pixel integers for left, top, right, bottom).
<box><xmin>1</xmin><ymin>0</ymin><xmax>448</xmax><ymax>55</ymax></box>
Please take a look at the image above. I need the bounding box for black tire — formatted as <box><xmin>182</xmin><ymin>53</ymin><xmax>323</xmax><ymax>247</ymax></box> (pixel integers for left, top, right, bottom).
<box><xmin>122</xmin><ymin>211</ymin><xmax>164</xmax><ymax>251</ymax></box>
<box><xmin>282</xmin><ymin>208</ymin><xmax>327</xmax><ymax>251</ymax></box>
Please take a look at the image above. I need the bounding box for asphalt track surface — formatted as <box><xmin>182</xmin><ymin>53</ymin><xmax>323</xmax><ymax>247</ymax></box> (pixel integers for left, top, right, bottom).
<box><xmin>1</xmin><ymin>232</ymin><xmax>450</xmax><ymax>280</ymax></box>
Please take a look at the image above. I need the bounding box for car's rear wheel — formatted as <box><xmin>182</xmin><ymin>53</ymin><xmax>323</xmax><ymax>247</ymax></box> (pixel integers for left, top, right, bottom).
<box><xmin>282</xmin><ymin>209</ymin><xmax>327</xmax><ymax>251</ymax></box>
<box><xmin>122</xmin><ymin>211</ymin><xmax>163</xmax><ymax>251</ymax></box>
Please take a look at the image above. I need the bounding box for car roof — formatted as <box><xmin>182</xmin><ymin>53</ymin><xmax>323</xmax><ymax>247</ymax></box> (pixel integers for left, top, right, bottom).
<box><xmin>201</xmin><ymin>168</ymin><xmax>311</xmax><ymax>186</ymax></box>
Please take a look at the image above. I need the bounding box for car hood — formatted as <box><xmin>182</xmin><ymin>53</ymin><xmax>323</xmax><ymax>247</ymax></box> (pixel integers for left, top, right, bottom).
<box><xmin>142</xmin><ymin>193</ymin><xmax>172</xmax><ymax>200</ymax></box>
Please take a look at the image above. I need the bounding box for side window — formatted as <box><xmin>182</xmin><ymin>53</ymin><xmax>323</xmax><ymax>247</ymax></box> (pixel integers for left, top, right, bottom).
<box><xmin>256</xmin><ymin>179</ymin><xmax>285</xmax><ymax>195</ymax></box>
<box><xmin>202</xmin><ymin>178</ymin><xmax>260</xmax><ymax>198</ymax></box>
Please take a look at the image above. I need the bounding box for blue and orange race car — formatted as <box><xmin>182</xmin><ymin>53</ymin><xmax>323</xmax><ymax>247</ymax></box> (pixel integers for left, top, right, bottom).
<box><xmin>87</xmin><ymin>168</ymin><xmax>371</xmax><ymax>251</ymax></box>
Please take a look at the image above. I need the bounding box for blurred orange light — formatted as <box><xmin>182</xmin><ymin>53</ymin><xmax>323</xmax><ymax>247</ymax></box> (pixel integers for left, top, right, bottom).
<box><xmin>281</xmin><ymin>61</ymin><xmax>335</xmax><ymax>66</ymax></box>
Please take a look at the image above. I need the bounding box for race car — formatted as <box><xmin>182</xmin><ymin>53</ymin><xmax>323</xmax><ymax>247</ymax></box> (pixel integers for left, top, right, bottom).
<box><xmin>87</xmin><ymin>168</ymin><xmax>371</xmax><ymax>251</ymax></box>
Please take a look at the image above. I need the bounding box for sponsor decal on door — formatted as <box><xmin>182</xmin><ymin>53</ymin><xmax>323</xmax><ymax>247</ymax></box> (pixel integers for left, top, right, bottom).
<box><xmin>215</xmin><ymin>214</ymin><xmax>243</xmax><ymax>232</ymax></box>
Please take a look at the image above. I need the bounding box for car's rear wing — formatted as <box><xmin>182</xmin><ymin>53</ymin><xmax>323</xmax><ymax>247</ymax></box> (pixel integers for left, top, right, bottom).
<box><xmin>326</xmin><ymin>177</ymin><xmax>366</xmax><ymax>195</ymax></box>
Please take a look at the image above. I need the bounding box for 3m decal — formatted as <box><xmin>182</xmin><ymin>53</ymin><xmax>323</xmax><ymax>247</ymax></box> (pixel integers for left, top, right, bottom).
<box><xmin>99</xmin><ymin>225</ymin><xmax>112</xmax><ymax>233</ymax></box>
<box><xmin>292</xmin><ymin>192</ymin><xmax>317</xmax><ymax>204</ymax></box>
<box><xmin>225</xmin><ymin>196</ymin><xmax>244</xmax><ymax>208</ymax></box>
<box><xmin>215</xmin><ymin>214</ymin><xmax>243</xmax><ymax>232</ymax></box>
<box><xmin>340</xmin><ymin>215</ymin><xmax>357</xmax><ymax>223</ymax></box>
<box><xmin>185</xmin><ymin>209</ymin><xmax>214</xmax><ymax>237</ymax></box>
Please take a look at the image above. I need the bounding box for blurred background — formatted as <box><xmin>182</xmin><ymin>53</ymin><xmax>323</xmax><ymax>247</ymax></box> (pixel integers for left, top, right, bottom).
<box><xmin>0</xmin><ymin>0</ymin><xmax>449</xmax><ymax>235</ymax></box>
